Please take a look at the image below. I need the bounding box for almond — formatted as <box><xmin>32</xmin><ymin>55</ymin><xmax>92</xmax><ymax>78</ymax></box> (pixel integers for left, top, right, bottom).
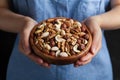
<box><xmin>51</xmin><ymin>46</ymin><xmax>59</xmax><ymax>51</ymax></box>
<box><xmin>41</xmin><ymin>32</ymin><xmax>49</xmax><ymax>38</ymax></box>
<box><xmin>59</xmin><ymin>52</ymin><xmax>68</xmax><ymax>57</ymax></box>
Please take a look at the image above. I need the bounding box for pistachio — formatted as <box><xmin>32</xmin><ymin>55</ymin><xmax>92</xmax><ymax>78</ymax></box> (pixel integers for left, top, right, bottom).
<box><xmin>55</xmin><ymin>35</ymin><xmax>66</xmax><ymax>42</ymax></box>
<box><xmin>41</xmin><ymin>32</ymin><xmax>49</xmax><ymax>38</ymax></box>
<box><xmin>59</xmin><ymin>52</ymin><xmax>68</xmax><ymax>57</ymax></box>
<box><xmin>73</xmin><ymin>44</ymin><xmax>80</xmax><ymax>53</ymax></box>
<box><xmin>51</xmin><ymin>46</ymin><xmax>59</xmax><ymax>51</ymax></box>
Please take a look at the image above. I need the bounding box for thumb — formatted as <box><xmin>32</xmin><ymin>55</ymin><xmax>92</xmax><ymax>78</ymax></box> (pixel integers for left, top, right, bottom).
<box><xmin>20</xmin><ymin>20</ymin><xmax>37</xmax><ymax>54</ymax></box>
<box><xmin>91</xmin><ymin>27</ymin><xmax>102</xmax><ymax>55</ymax></box>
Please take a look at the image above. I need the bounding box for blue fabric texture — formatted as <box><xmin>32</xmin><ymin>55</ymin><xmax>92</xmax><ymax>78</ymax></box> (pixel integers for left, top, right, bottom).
<box><xmin>7</xmin><ymin>0</ymin><xmax>113</xmax><ymax>80</ymax></box>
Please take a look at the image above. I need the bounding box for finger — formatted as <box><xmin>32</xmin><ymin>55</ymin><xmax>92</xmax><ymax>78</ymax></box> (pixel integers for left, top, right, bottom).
<box><xmin>20</xmin><ymin>21</ymin><xmax>37</xmax><ymax>54</ymax></box>
<box><xmin>20</xmin><ymin>29</ymin><xmax>31</xmax><ymax>53</ymax></box>
<box><xmin>91</xmin><ymin>30</ymin><xmax>102</xmax><ymax>55</ymax></box>
<box><xmin>28</xmin><ymin>53</ymin><xmax>44</xmax><ymax>64</ymax></box>
<box><xmin>79</xmin><ymin>58</ymin><xmax>92</xmax><ymax>66</ymax></box>
<box><xmin>28</xmin><ymin>53</ymin><xmax>51</xmax><ymax>68</ymax></box>
<box><xmin>74</xmin><ymin>58</ymin><xmax>92</xmax><ymax>67</ymax></box>
<box><xmin>80</xmin><ymin>52</ymin><xmax>93</xmax><ymax>61</ymax></box>
<box><xmin>18</xmin><ymin>39</ymin><xmax>28</xmax><ymax>54</ymax></box>
<box><xmin>19</xmin><ymin>37</ymin><xmax>31</xmax><ymax>55</ymax></box>
<box><xmin>19</xmin><ymin>43</ymin><xmax>51</xmax><ymax>68</ymax></box>
<box><xmin>19</xmin><ymin>40</ymin><xmax>43</xmax><ymax>65</ymax></box>
<box><xmin>41</xmin><ymin>62</ymin><xmax>50</xmax><ymax>68</ymax></box>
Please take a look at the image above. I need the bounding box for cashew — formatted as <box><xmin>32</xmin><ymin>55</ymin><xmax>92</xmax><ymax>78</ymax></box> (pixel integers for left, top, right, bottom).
<box><xmin>55</xmin><ymin>19</ymin><xmax>62</xmax><ymax>31</ymax></box>
<box><xmin>41</xmin><ymin>32</ymin><xmax>49</xmax><ymax>38</ymax></box>
<box><xmin>44</xmin><ymin>44</ymin><xmax>51</xmax><ymax>50</ymax></box>
<box><xmin>35</xmin><ymin>26</ymin><xmax>44</xmax><ymax>34</ymax></box>
<box><xmin>59</xmin><ymin>52</ymin><xmax>68</xmax><ymax>57</ymax></box>
<box><xmin>73</xmin><ymin>44</ymin><xmax>80</xmax><ymax>53</ymax></box>
<box><xmin>55</xmin><ymin>50</ymin><xmax>61</xmax><ymax>57</ymax></box>
<box><xmin>84</xmin><ymin>39</ymin><xmax>88</xmax><ymax>44</ymax></box>
<box><xmin>51</xmin><ymin>46</ymin><xmax>59</xmax><ymax>51</ymax></box>
<box><xmin>74</xmin><ymin>21</ymin><xmax>82</xmax><ymax>27</ymax></box>
<box><xmin>38</xmin><ymin>22</ymin><xmax>46</xmax><ymax>28</ymax></box>
<box><xmin>71</xmin><ymin>37</ymin><xmax>77</xmax><ymax>45</ymax></box>
<box><xmin>55</xmin><ymin>35</ymin><xmax>66</xmax><ymax>42</ymax></box>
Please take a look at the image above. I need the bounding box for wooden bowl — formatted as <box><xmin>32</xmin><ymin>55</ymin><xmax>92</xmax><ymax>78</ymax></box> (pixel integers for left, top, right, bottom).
<box><xmin>30</xmin><ymin>17</ymin><xmax>92</xmax><ymax>65</ymax></box>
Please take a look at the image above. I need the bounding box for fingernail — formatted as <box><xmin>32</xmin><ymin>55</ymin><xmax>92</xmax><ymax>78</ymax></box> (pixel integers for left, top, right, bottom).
<box><xmin>39</xmin><ymin>59</ymin><xmax>43</xmax><ymax>64</ymax></box>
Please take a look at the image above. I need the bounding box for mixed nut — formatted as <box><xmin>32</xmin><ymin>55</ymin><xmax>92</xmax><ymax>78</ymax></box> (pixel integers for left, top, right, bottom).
<box><xmin>33</xmin><ymin>18</ymin><xmax>90</xmax><ymax>57</ymax></box>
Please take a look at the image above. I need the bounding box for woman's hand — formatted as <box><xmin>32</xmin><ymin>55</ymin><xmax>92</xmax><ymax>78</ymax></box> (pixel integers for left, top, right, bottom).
<box><xmin>74</xmin><ymin>16</ymin><xmax>102</xmax><ymax>67</ymax></box>
<box><xmin>18</xmin><ymin>17</ymin><xmax>50</xmax><ymax>68</ymax></box>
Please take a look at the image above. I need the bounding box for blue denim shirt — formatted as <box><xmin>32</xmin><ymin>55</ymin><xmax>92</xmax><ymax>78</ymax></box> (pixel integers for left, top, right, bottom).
<box><xmin>7</xmin><ymin>0</ymin><xmax>112</xmax><ymax>80</ymax></box>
